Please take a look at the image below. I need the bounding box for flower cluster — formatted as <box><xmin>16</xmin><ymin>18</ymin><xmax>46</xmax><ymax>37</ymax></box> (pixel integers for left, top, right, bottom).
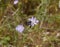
<box><xmin>15</xmin><ymin>16</ymin><xmax>39</xmax><ymax>33</ymax></box>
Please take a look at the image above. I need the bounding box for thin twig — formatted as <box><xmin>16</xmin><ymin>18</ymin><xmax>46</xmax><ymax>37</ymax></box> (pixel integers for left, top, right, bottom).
<box><xmin>12</xmin><ymin>8</ymin><xmax>19</xmax><ymax>16</ymax></box>
<box><xmin>40</xmin><ymin>18</ymin><xmax>44</xmax><ymax>28</ymax></box>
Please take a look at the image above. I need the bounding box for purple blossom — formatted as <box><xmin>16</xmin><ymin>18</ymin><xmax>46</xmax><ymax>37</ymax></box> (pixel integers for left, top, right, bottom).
<box><xmin>14</xmin><ymin>0</ymin><xmax>18</xmax><ymax>4</ymax></box>
<box><xmin>28</xmin><ymin>16</ymin><xmax>39</xmax><ymax>26</ymax></box>
<box><xmin>15</xmin><ymin>25</ymin><xmax>24</xmax><ymax>33</ymax></box>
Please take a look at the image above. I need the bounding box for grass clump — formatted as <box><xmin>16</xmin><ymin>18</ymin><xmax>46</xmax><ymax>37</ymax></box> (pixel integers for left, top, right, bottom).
<box><xmin>0</xmin><ymin>0</ymin><xmax>60</xmax><ymax>47</ymax></box>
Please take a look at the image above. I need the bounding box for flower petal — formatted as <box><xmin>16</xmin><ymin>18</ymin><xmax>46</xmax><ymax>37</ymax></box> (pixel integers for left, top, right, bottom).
<box><xmin>14</xmin><ymin>0</ymin><xmax>18</xmax><ymax>4</ymax></box>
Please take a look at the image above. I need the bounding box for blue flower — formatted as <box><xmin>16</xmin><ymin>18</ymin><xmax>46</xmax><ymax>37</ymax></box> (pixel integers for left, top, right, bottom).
<box><xmin>15</xmin><ymin>25</ymin><xmax>24</xmax><ymax>33</ymax></box>
<box><xmin>28</xmin><ymin>17</ymin><xmax>39</xmax><ymax>26</ymax></box>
